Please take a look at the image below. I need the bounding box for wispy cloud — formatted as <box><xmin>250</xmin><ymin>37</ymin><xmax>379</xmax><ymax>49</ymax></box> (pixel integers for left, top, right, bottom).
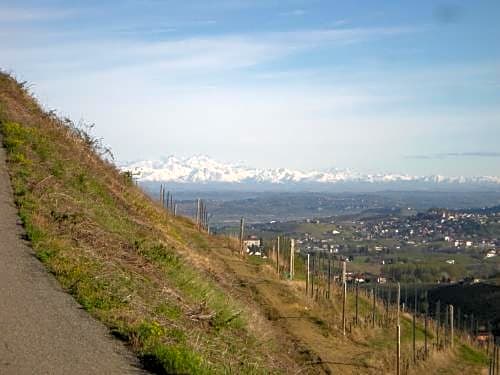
<box><xmin>0</xmin><ymin>6</ymin><xmax>76</xmax><ymax>22</ymax></box>
<box><xmin>1</xmin><ymin>25</ymin><xmax>418</xmax><ymax>76</ymax></box>
<box><xmin>406</xmin><ymin>152</ymin><xmax>500</xmax><ymax>160</ymax></box>
<box><xmin>332</xmin><ymin>19</ymin><xmax>350</xmax><ymax>27</ymax></box>
<box><xmin>110</xmin><ymin>26</ymin><xmax>178</xmax><ymax>36</ymax></box>
<box><xmin>191</xmin><ymin>19</ymin><xmax>217</xmax><ymax>26</ymax></box>
<box><xmin>281</xmin><ymin>9</ymin><xmax>306</xmax><ymax>17</ymax></box>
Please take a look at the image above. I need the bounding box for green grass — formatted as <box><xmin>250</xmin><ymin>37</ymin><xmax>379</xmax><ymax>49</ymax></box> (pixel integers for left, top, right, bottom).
<box><xmin>457</xmin><ymin>344</ymin><xmax>488</xmax><ymax>365</ymax></box>
<box><xmin>136</xmin><ymin>239</ymin><xmax>245</xmax><ymax>330</ymax></box>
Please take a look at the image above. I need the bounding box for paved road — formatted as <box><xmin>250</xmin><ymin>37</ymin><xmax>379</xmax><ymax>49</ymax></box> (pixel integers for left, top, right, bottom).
<box><xmin>0</xmin><ymin>143</ymin><xmax>146</xmax><ymax>374</ymax></box>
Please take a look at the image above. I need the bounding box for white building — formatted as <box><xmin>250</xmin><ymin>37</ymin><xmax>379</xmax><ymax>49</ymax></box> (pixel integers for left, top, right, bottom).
<box><xmin>485</xmin><ymin>250</ymin><xmax>497</xmax><ymax>259</ymax></box>
<box><xmin>243</xmin><ymin>236</ymin><xmax>261</xmax><ymax>251</ymax></box>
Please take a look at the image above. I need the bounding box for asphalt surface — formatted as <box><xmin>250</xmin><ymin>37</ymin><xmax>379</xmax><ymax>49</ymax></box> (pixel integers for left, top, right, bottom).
<box><xmin>0</xmin><ymin>143</ymin><xmax>146</xmax><ymax>374</ymax></box>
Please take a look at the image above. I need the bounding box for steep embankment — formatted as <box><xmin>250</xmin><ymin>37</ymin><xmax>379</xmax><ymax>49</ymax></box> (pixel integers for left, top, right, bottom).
<box><xmin>0</xmin><ymin>72</ymin><xmax>489</xmax><ymax>374</ymax></box>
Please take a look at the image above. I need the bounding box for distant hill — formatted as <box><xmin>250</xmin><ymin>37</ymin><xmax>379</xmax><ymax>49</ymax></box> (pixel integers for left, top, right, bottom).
<box><xmin>137</xmin><ymin>187</ymin><xmax>500</xmax><ymax>225</ymax></box>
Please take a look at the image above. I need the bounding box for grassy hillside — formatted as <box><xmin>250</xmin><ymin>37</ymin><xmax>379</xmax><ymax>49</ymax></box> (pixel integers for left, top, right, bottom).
<box><xmin>0</xmin><ymin>73</ymin><xmax>296</xmax><ymax>374</ymax></box>
<box><xmin>0</xmin><ymin>72</ymin><xmax>489</xmax><ymax>374</ymax></box>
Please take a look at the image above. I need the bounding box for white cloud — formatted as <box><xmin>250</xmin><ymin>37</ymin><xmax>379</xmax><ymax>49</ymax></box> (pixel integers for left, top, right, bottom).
<box><xmin>0</xmin><ymin>25</ymin><xmax>419</xmax><ymax>78</ymax></box>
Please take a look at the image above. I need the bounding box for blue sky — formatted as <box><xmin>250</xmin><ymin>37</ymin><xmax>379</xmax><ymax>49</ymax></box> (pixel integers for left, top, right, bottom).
<box><xmin>1</xmin><ymin>0</ymin><xmax>499</xmax><ymax>176</ymax></box>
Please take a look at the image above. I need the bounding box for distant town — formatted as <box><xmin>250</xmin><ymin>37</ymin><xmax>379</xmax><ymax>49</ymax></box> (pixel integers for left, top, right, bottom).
<box><xmin>237</xmin><ymin>205</ymin><xmax>500</xmax><ymax>285</ymax></box>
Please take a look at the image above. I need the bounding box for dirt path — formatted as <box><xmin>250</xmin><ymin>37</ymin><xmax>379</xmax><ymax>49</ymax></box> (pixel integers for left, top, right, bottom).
<box><xmin>216</xmin><ymin>254</ymin><xmax>383</xmax><ymax>374</ymax></box>
<box><xmin>0</xmin><ymin>144</ymin><xmax>145</xmax><ymax>374</ymax></box>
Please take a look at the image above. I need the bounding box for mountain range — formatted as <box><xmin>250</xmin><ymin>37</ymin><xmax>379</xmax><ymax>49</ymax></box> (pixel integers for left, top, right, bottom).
<box><xmin>120</xmin><ymin>155</ymin><xmax>500</xmax><ymax>191</ymax></box>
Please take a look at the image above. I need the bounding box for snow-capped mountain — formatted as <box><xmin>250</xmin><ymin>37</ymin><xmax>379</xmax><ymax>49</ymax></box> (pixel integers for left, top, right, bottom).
<box><xmin>119</xmin><ymin>155</ymin><xmax>500</xmax><ymax>189</ymax></box>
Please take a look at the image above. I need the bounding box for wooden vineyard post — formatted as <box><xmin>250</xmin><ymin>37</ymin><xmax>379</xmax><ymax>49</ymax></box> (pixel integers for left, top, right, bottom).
<box><xmin>470</xmin><ymin>313</ymin><xmax>475</xmax><ymax>341</ymax></box>
<box><xmin>159</xmin><ymin>184</ymin><xmax>164</xmax><ymax>205</ymax></box>
<box><xmin>490</xmin><ymin>344</ymin><xmax>497</xmax><ymax>375</ymax></box>
<box><xmin>396</xmin><ymin>282</ymin><xmax>401</xmax><ymax>375</ymax></box>
<box><xmin>200</xmin><ymin>201</ymin><xmax>204</xmax><ymax>228</ymax></box>
<box><xmin>196</xmin><ymin>199</ymin><xmax>201</xmax><ymax>228</ymax></box>
<box><xmin>386</xmin><ymin>287</ymin><xmax>390</xmax><ymax>325</ymax></box>
<box><xmin>489</xmin><ymin>344</ymin><xmax>492</xmax><ymax>375</ymax></box>
<box><xmin>413</xmin><ymin>289</ymin><xmax>417</xmax><ymax>364</ymax></box>
<box><xmin>457</xmin><ymin>307</ymin><xmax>461</xmax><ymax>332</ymax></box>
<box><xmin>404</xmin><ymin>284</ymin><xmax>408</xmax><ymax>313</ymax></box>
<box><xmin>202</xmin><ymin>201</ymin><xmax>207</xmax><ymax>230</ymax></box>
<box><xmin>449</xmin><ymin>305</ymin><xmax>454</xmax><ymax>349</ymax></box>
<box><xmin>311</xmin><ymin>253</ymin><xmax>315</xmax><ymax>299</ymax></box>
<box><xmin>199</xmin><ymin>200</ymin><xmax>203</xmax><ymax>228</ymax></box>
<box><xmin>495</xmin><ymin>345</ymin><xmax>497</xmax><ymax>375</ymax></box>
<box><xmin>342</xmin><ymin>280</ymin><xmax>347</xmax><ymax>336</ymax></box>
<box><xmin>202</xmin><ymin>201</ymin><xmax>206</xmax><ymax>229</ymax></box>
<box><xmin>397</xmin><ymin>324</ymin><xmax>401</xmax><ymax>375</ymax></box>
<box><xmin>397</xmin><ymin>282</ymin><xmax>401</xmax><ymax>323</ymax></box>
<box><xmin>205</xmin><ymin>203</ymin><xmax>208</xmax><ymax>230</ymax></box>
<box><xmin>444</xmin><ymin>304</ymin><xmax>449</xmax><ymax>348</ymax></box>
<box><xmin>276</xmin><ymin>236</ymin><xmax>280</xmax><ymax>277</ymax></box>
<box><xmin>495</xmin><ymin>344</ymin><xmax>500</xmax><ymax>375</ymax></box>
<box><xmin>492</xmin><ymin>345</ymin><xmax>496</xmax><ymax>375</ymax></box>
<box><xmin>486</xmin><ymin>330</ymin><xmax>491</xmax><ymax>366</ymax></box>
<box><xmin>355</xmin><ymin>282</ymin><xmax>359</xmax><ymax>326</ymax></box>
<box><xmin>425</xmin><ymin>300</ymin><xmax>429</xmax><ymax>358</ymax></box>
<box><xmin>413</xmin><ymin>311</ymin><xmax>416</xmax><ymax>364</ymax></box>
<box><xmin>289</xmin><ymin>239</ymin><xmax>295</xmax><ymax>280</ymax></box>
<box><xmin>174</xmin><ymin>204</ymin><xmax>177</xmax><ymax>216</ymax></box>
<box><xmin>436</xmin><ymin>301</ymin><xmax>441</xmax><ymax>348</ymax></box>
<box><xmin>306</xmin><ymin>253</ymin><xmax>310</xmax><ymax>297</ymax></box>
<box><xmin>239</xmin><ymin>217</ymin><xmax>245</xmax><ymax>254</ymax></box>
<box><xmin>239</xmin><ymin>217</ymin><xmax>245</xmax><ymax>255</ymax></box>
<box><xmin>492</xmin><ymin>344</ymin><xmax>497</xmax><ymax>375</ymax></box>
<box><xmin>328</xmin><ymin>250</ymin><xmax>332</xmax><ymax>299</ymax></box>
<box><xmin>342</xmin><ymin>261</ymin><xmax>347</xmax><ymax>284</ymax></box>
<box><xmin>372</xmin><ymin>287</ymin><xmax>376</xmax><ymax>328</ymax></box>
<box><xmin>489</xmin><ymin>346</ymin><xmax>491</xmax><ymax>375</ymax></box>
